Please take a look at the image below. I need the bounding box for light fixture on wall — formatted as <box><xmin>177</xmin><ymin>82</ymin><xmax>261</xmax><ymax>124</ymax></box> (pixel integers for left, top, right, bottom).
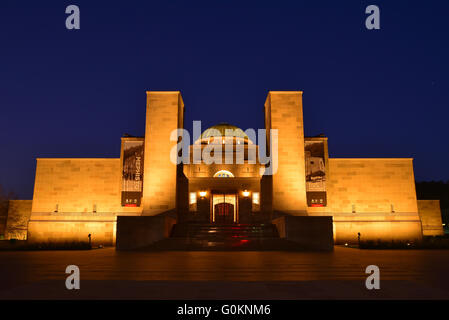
<box><xmin>199</xmin><ymin>191</ymin><xmax>207</xmax><ymax>198</ymax></box>
<box><xmin>242</xmin><ymin>190</ymin><xmax>250</xmax><ymax>197</ymax></box>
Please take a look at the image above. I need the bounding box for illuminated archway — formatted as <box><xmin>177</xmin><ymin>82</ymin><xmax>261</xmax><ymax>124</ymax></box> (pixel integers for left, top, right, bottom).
<box><xmin>213</xmin><ymin>170</ymin><xmax>234</xmax><ymax>178</ymax></box>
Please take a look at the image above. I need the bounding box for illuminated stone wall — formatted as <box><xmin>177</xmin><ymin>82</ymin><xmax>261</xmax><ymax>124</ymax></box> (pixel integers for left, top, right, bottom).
<box><xmin>264</xmin><ymin>91</ymin><xmax>307</xmax><ymax>215</ymax></box>
<box><xmin>32</xmin><ymin>158</ymin><xmax>122</xmax><ymax>213</ymax></box>
<box><xmin>418</xmin><ymin>200</ymin><xmax>444</xmax><ymax>236</ymax></box>
<box><xmin>4</xmin><ymin>200</ymin><xmax>32</xmax><ymax>240</ymax></box>
<box><xmin>319</xmin><ymin>158</ymin><xmax>423</xmax><ymax>243</ymax></box>
<box><xmin>142</xmin><ymin>91</ymin><xmax>184</xmax><ymax>215</ymax></box>
<box><xmin>27</xmin><ymin>212</ymin><xmax>118</xmax><ymax>246</ymax></box>
<box><xmin>333</xmin><ymin>217</ymin><xmax>422</xmax><ymax>244</ymax></box>
<box><xmin>28</xmin><ymin>158</ymin><xmax>140</xmax><ymax>245</ymax></box>
<box><xmin>327</xmin><ymin>158</ymin><xmax>418</xmax><ymax>213</ymax></box>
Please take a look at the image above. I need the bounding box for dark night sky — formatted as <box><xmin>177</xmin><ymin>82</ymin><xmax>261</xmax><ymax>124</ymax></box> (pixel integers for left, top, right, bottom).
<box><xmin>0</xmin><ymin>0</ymin><xmax>448</xmax><ymax>199</ymax></box>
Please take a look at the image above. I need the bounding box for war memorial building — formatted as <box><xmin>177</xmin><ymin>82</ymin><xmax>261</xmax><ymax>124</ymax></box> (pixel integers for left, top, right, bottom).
<box><xmin>0</xmin><ymin>91</ymin><xmax>444</xmax><ymax>250</ymax></box>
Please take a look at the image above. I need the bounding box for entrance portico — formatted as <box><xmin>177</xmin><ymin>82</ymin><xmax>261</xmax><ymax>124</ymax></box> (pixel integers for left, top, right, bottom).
<box><xmin>184</xmin><ymin>123</ymin><xmax>264</xmax><ymax>224</ymax></box>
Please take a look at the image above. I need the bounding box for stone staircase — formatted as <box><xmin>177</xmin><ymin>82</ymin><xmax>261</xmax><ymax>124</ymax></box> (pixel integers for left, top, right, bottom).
<box><xmin>141</xmin><ymin>223</ymin><xmax>302</xmax><ymax>251</ymax></box>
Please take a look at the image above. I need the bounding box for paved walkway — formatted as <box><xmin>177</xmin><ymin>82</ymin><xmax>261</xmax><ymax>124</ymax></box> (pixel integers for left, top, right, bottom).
<box><xmin>0</xmin><ymin>247</ymin><xmax>448</xmax><ymax>299</ymax></box>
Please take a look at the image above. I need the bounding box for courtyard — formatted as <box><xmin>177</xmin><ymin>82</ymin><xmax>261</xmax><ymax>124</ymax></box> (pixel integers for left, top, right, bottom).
<box><xmin>0</xmin><ymin>246</ymin><xmax>448</xmax><ymax>299</ymax></box>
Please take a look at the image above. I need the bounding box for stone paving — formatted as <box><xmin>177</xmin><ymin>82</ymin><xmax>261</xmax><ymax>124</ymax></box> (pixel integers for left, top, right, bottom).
<box><xmin>0</xmin><ymin>246</ymin><xmax>448</xmax><ymax>299</ymax></box>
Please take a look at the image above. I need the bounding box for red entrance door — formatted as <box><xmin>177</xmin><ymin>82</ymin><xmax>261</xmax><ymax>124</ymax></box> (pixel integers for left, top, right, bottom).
<box><xmin>214</xmin><ymin>203</ymin><xmax>234</xmax><ymax>224</ymax></box>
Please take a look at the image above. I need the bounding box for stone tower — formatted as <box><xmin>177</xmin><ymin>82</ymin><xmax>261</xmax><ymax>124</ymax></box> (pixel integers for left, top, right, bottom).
<box><xmin>142</xmin><ymin>91</ymin><xmax>184</xmax><ymax>215</ymax></box>
<box><xmin>264</xmin><ymin>91</ymin><xmax>308</xmax><ymax>215</ymax></box>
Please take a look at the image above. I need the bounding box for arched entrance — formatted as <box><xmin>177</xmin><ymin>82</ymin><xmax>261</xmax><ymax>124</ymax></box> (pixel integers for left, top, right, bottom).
<box><xmin>212</xmin><ymin>194</ymin><xmax>237</xmax><ymax>223</ymax></box>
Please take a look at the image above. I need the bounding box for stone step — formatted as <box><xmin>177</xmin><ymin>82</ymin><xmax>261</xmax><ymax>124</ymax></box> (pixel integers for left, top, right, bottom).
<box><xmin>139</xmin><ymin>237</ymin><xmax>306</xmax><ymax>251</ymax></box>
<box><xmin>152</xmin><ymin>223</ymin><xmax>286</xmax><ymax>250</ymax></box>
<box><xmin>171</xmin><ymin>223</ymin><xmax>279</xmax><ymax>239</ymax></box>
<box><xmin>182</xmin><ymin>235</ymin><xmax>275</xmax><ymax>238</ymax></box>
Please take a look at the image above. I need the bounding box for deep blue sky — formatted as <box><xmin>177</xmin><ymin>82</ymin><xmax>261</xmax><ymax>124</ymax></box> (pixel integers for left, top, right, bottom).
<box><xmin>1</xmin><ymin>0</ymin><xmax>448</xmax><ymax>199</ymax></box>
